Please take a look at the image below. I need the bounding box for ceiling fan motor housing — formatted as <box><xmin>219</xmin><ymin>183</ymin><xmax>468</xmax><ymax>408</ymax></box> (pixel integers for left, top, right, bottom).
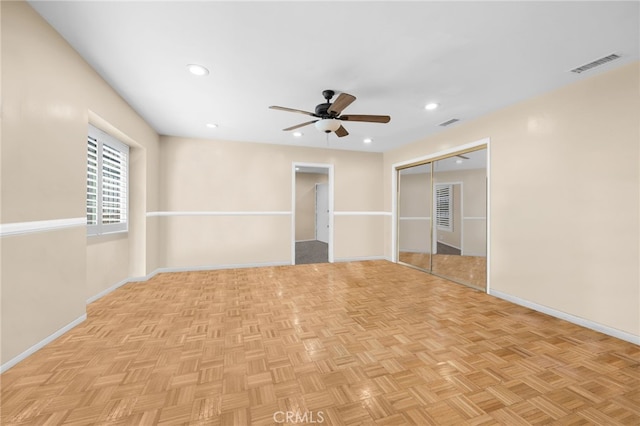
<box><xmin>315</xmin><ymin>103</ymin><xmax>333</xmax><ymax>117</ymax></box>
<box><xmin>315</xmin><ymin>89</ymin><xmax>336</xmax><ymax>118</ymax></box>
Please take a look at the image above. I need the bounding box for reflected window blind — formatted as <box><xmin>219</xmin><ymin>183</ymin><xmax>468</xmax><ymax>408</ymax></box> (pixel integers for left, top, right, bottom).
<box><xmin>87</xmin><ymin>125</ymin><xmax>129</xmax><ymax>235</ymax></box>
<box><xmin>435</xmin><ymin>184</ymin><xmax>453</xmax><ymax>231</ymax></box>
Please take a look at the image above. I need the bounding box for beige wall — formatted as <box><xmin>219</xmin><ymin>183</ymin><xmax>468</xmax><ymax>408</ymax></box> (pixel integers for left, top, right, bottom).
<box><xmin>385</xmin><ymin>62</ymin><xmax>640</xmax><ymax>337</ymax></box>
<box><xmin>161</xmin><ymin>215</ymin><xmax>291</xmax><ymax>268</ymax></box>
<box><xmin>86</xmin><ymin>234</ymin><xmax>129</xmax><ymax>300</ymax></box>
<box><xmin>158</xmin><ymin>136</ymin><xmax>384</xmax><ymax>267</ymax></box>
<box><xmin>295</xmin><ymin>173</ymin><xmax>328</xmax><ymax>241</ymax></box>
<box><xmin>1</xmin><ymin>1</ymin><xmax>159</xmax><ymax>364</ymax></box>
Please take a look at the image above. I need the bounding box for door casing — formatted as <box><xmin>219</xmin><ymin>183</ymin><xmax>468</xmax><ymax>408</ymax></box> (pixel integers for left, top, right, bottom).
<box><xmin>315</xmin><ymin>183</ymin><xmax>329</xmax><ymax>243</ymax></box>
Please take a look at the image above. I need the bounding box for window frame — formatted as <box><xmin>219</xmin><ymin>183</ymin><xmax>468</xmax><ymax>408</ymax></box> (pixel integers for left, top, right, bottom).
<box><xmin>435</xmin><ymin>183</ymin><xmax>453</xmax><ymax>232</ymax></box>
<box><xmin>87</xmin><ymin>124</ymin><xmax>129</xmax><ymax>236</ymax></box>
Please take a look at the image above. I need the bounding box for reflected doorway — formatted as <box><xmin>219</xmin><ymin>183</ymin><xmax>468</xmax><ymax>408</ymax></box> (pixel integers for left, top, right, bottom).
<box><xmin>294</xmin><ymin>165</ymin><xmax>331</xmax><ymax>265</ymax></box>
<box><xmin>397</xmin><ymin>147</ymin><xmax>487</xmax><ymax>290</ymax></box>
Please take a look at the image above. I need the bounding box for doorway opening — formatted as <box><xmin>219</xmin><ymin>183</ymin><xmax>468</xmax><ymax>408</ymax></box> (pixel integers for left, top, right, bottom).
<box><xmin>292</xmin><ymin>163</ymin><xmax>334</xmax><ymax>265</ymax></box>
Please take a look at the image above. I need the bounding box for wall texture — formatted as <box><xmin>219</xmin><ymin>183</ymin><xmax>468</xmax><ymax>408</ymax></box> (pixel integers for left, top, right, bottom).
<box><xmin>157</xmin><ymin>136</ymin><xmax>384</xmax><ymax>268</ymax></box>
<box><xmin>1</xmin><ymin>1</ymin><xmax>159</xmax><ymax>365</ymax></box>
<box><xmin>384</xmin><ymin>61</ymin><xmax>640</xmax><ymax>338</ymax></box>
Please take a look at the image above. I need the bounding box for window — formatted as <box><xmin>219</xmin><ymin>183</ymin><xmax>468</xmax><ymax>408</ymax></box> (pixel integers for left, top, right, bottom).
<box><xmin>87</xmin><ymin>125</ymin><xmax>129</xmax><ymax>235</ymax></box>
<box><xmin>435</xmin><ymin>184</ymin><xmax>453</xmax><ymax>232</ymax></box>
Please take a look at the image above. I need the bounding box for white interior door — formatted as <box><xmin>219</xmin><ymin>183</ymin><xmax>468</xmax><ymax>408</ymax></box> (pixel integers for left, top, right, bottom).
<box><xmin>315</xmin><ymin>183</ymin><xmax>329</xmax><ymax>243</ymax></box>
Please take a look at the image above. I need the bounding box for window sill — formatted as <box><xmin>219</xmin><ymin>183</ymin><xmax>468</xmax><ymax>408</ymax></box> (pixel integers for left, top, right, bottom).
<box><xmin>87</xmin><ymin>230</ymin><xmax>128</xmax><ymax>243</ymax></box>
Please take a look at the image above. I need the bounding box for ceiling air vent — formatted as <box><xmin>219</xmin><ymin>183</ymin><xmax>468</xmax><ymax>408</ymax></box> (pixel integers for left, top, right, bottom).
<box><xmin>439</xmin><ymin>118</ymin><xmax>459</xmax><ymax>127</ymax></box>
<box><xmin>570</xmin><ymin>53</ymin><xmax>621</xmax><ymax>74</ymax></box>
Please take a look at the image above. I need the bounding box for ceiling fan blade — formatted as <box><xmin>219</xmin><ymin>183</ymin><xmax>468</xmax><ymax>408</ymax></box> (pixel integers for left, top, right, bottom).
<box><xmin>340</xmin><ymin>114</ymin><xmax>391</xmax><ymax>123</ymax></box>
<box><xmin>269</xmin><ymin>105</ymin><xmax>316</xmax><ymax>116</ymax></box>
<box><xmin>283</xmin><ymin>120</ymin><xmax>318</xmax><ymax>131</ymax></box>
<box><xmin>328</xmin><ymin>93</ymin><xmax>356</xmax><ymax>115</ymax></box>
<box><xmin>335</xmin><ymin>125</ymin><xmax>349</xmax><ymax>137</ymax></box>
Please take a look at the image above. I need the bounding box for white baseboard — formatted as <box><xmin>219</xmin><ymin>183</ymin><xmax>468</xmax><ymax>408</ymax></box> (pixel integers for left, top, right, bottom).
<box><xmin>151</xmin><ymin>261</ymin><xmax>291</xmax><ymax>275</ymax></box>
<box><xmin>398</xmin><ymin>249</ymin><xmax>431</xmax><ymax>254</ymax></box>
<box><xmin>334</xmin><ymin>256</ymin><xmax>387</xmax><ymax>263</ymax></box>
<box><xmin>87</xmin><ymin>261</ymin><xmax>292</xmax><ymax>304</ymax></box>
<box><xmin>86</xmin><ymin>278</ymin><xmax>130</xmax><ymax>304</ymax></box>
<box><xmin>489</xmin><ymin>289</ymin><xmax>640</xmax><ymax>345</ymax></box>
<box><xmin>0</xmin><ymin>314</ymin><xmax>87</xmax><ymax>373</ymax></box>
<box><xmin>87</xmin><ymin>270</ymin><xmax>161</xmax><ymax>304</ymax></box>
<box><xmin>128</xmin><ymin>270</ymin><xmax>161</xmax><ymax>283</ymax></box>
<box><xmin>437</xmin><ymin>242</ymin><xmax>462</xmax><ymax>250</ymax></box>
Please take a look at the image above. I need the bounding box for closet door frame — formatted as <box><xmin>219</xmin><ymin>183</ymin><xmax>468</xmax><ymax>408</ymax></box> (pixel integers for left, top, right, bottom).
<box><xmin>391</xmin><ymin>138</ymin><xmax>490</xmax><ymax>292</ymax></box>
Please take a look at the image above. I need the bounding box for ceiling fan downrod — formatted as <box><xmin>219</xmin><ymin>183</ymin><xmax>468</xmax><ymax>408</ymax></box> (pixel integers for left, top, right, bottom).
<box><xmin>316</xmin><ymin>90</ymin><xmax>336</xmax><ymax>118</ymax></box>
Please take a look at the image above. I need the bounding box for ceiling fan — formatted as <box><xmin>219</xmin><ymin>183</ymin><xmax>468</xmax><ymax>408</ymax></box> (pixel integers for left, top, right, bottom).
<box><xmin>269</xmin><ymin>90</ymin><xmax>390</xmax><ymax>137</ymax></box>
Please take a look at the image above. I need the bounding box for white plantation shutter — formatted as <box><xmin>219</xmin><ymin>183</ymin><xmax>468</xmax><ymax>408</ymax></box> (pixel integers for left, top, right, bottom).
<box><xmin>101</xmin><ymin>143</ymin><xmax>128</xmax><ymax>226</ymax></box>
<box><xmin>87</xmin><ymin>136</ymin><xmax>99</xmax><ymax>228</ymax></box>
<box><xmin>87</xmin><ymin>125</ymin><xmax>129</xmax><ymax>235</ymax></box>
<box><xmin>435</xmin><ymin>184</ymin><xmax>453</xmax><ymax>231</ymax></box>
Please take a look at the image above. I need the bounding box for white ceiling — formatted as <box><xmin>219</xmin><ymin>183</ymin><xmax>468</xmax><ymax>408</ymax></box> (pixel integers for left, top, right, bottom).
<box><xmin>29</xmin><ymin>1</ymin><xmax>639</xmax><ymax>153</ymax></box>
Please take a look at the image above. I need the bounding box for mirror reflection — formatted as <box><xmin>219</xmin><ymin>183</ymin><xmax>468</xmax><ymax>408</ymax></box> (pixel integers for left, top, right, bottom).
<box><xmin>398</xmin><ymin>163</ymin><xmax>432</xmax><ymax>270</ymax></box>
<box><xmin>431</xmin><ymin>150</ymin><xmax>487</xmax><ymax>289</ymax></box>
<box><xmin>397</xmin><ymin>148</ymin><xmax>487</xmax><ymax>290</ymax></box>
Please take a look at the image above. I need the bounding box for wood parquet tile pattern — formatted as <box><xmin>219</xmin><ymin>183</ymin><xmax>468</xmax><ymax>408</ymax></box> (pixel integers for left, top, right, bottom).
<box><xmin>1</xmin><ymin>261</ymin><xmax>638</xmax><ymax>425</ymax></box>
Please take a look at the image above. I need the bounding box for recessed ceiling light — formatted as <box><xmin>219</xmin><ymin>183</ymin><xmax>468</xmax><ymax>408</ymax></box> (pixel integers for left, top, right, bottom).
<box><xmin>363</xmin><ymin>138</ymin><xmax>373</xmax><ymax>144</ymax></box>
<box><xmin>293</xmin><ymin>132</ymin><xmax>303</xmax><ymax>137</ymax></box>
<box><xmin>295</xmin><ymin>167</ymin><xmax>300</xmax><ymax>171</ymax></box>
<box><xmin>425</xmin><ymin>103</ymin><xmax>439</xmax><ymax>110</ymax></box>
<box><xmin>187</xmin><ymin>64</ymin><xmax>209</xmax><ymax>76</ymax></box>
<box><xmin>206</xmin><ymin>123</ymin><xmax>217</xmax><ymax>128</ymax></box>
<box><xmin>456</xmin><ymin>159</ymin><xmax>463</xmax><ymax>164</ymax></box>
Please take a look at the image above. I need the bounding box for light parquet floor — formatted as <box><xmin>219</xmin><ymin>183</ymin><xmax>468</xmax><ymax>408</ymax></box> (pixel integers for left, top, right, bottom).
<box><xmin>1</xmin><ymin>261</ymin><xmax>638</xmax><ymax>425</ymax></box>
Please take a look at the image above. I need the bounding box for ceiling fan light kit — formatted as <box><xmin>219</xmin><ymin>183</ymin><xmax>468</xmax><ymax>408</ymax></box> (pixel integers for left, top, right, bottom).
<box><xmin>315</xmin><ymin>119</ymin><xmax>341</xmax><ymax>133</ymax></box>
<box><xmin>269</xmin><ymin>89</ymin><xmax>391</xmax><ymax>138</ymax></box>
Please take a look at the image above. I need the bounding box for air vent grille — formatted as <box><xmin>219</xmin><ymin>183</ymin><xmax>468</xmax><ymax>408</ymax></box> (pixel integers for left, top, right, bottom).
<box><xmin>570</xmin><ymin>54</ymin><xmax>621</xmax><ymax>74</ymax></box>
<box><xmin>439</xmin><ymin>118</ymin><xmax>459</xmax><ymax>127</ymax></box>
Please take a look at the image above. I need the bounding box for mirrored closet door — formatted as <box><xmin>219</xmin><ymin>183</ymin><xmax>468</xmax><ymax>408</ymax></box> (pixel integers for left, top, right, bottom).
<box><xmin>397</xmin><ymin>148</ymin><xmax>487</xmax><ymax>290</ymax></box>
<box><xmin>398</xmin><ymin>163</ymin><xmax>432</xmax><ymax>270</ymax></box>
